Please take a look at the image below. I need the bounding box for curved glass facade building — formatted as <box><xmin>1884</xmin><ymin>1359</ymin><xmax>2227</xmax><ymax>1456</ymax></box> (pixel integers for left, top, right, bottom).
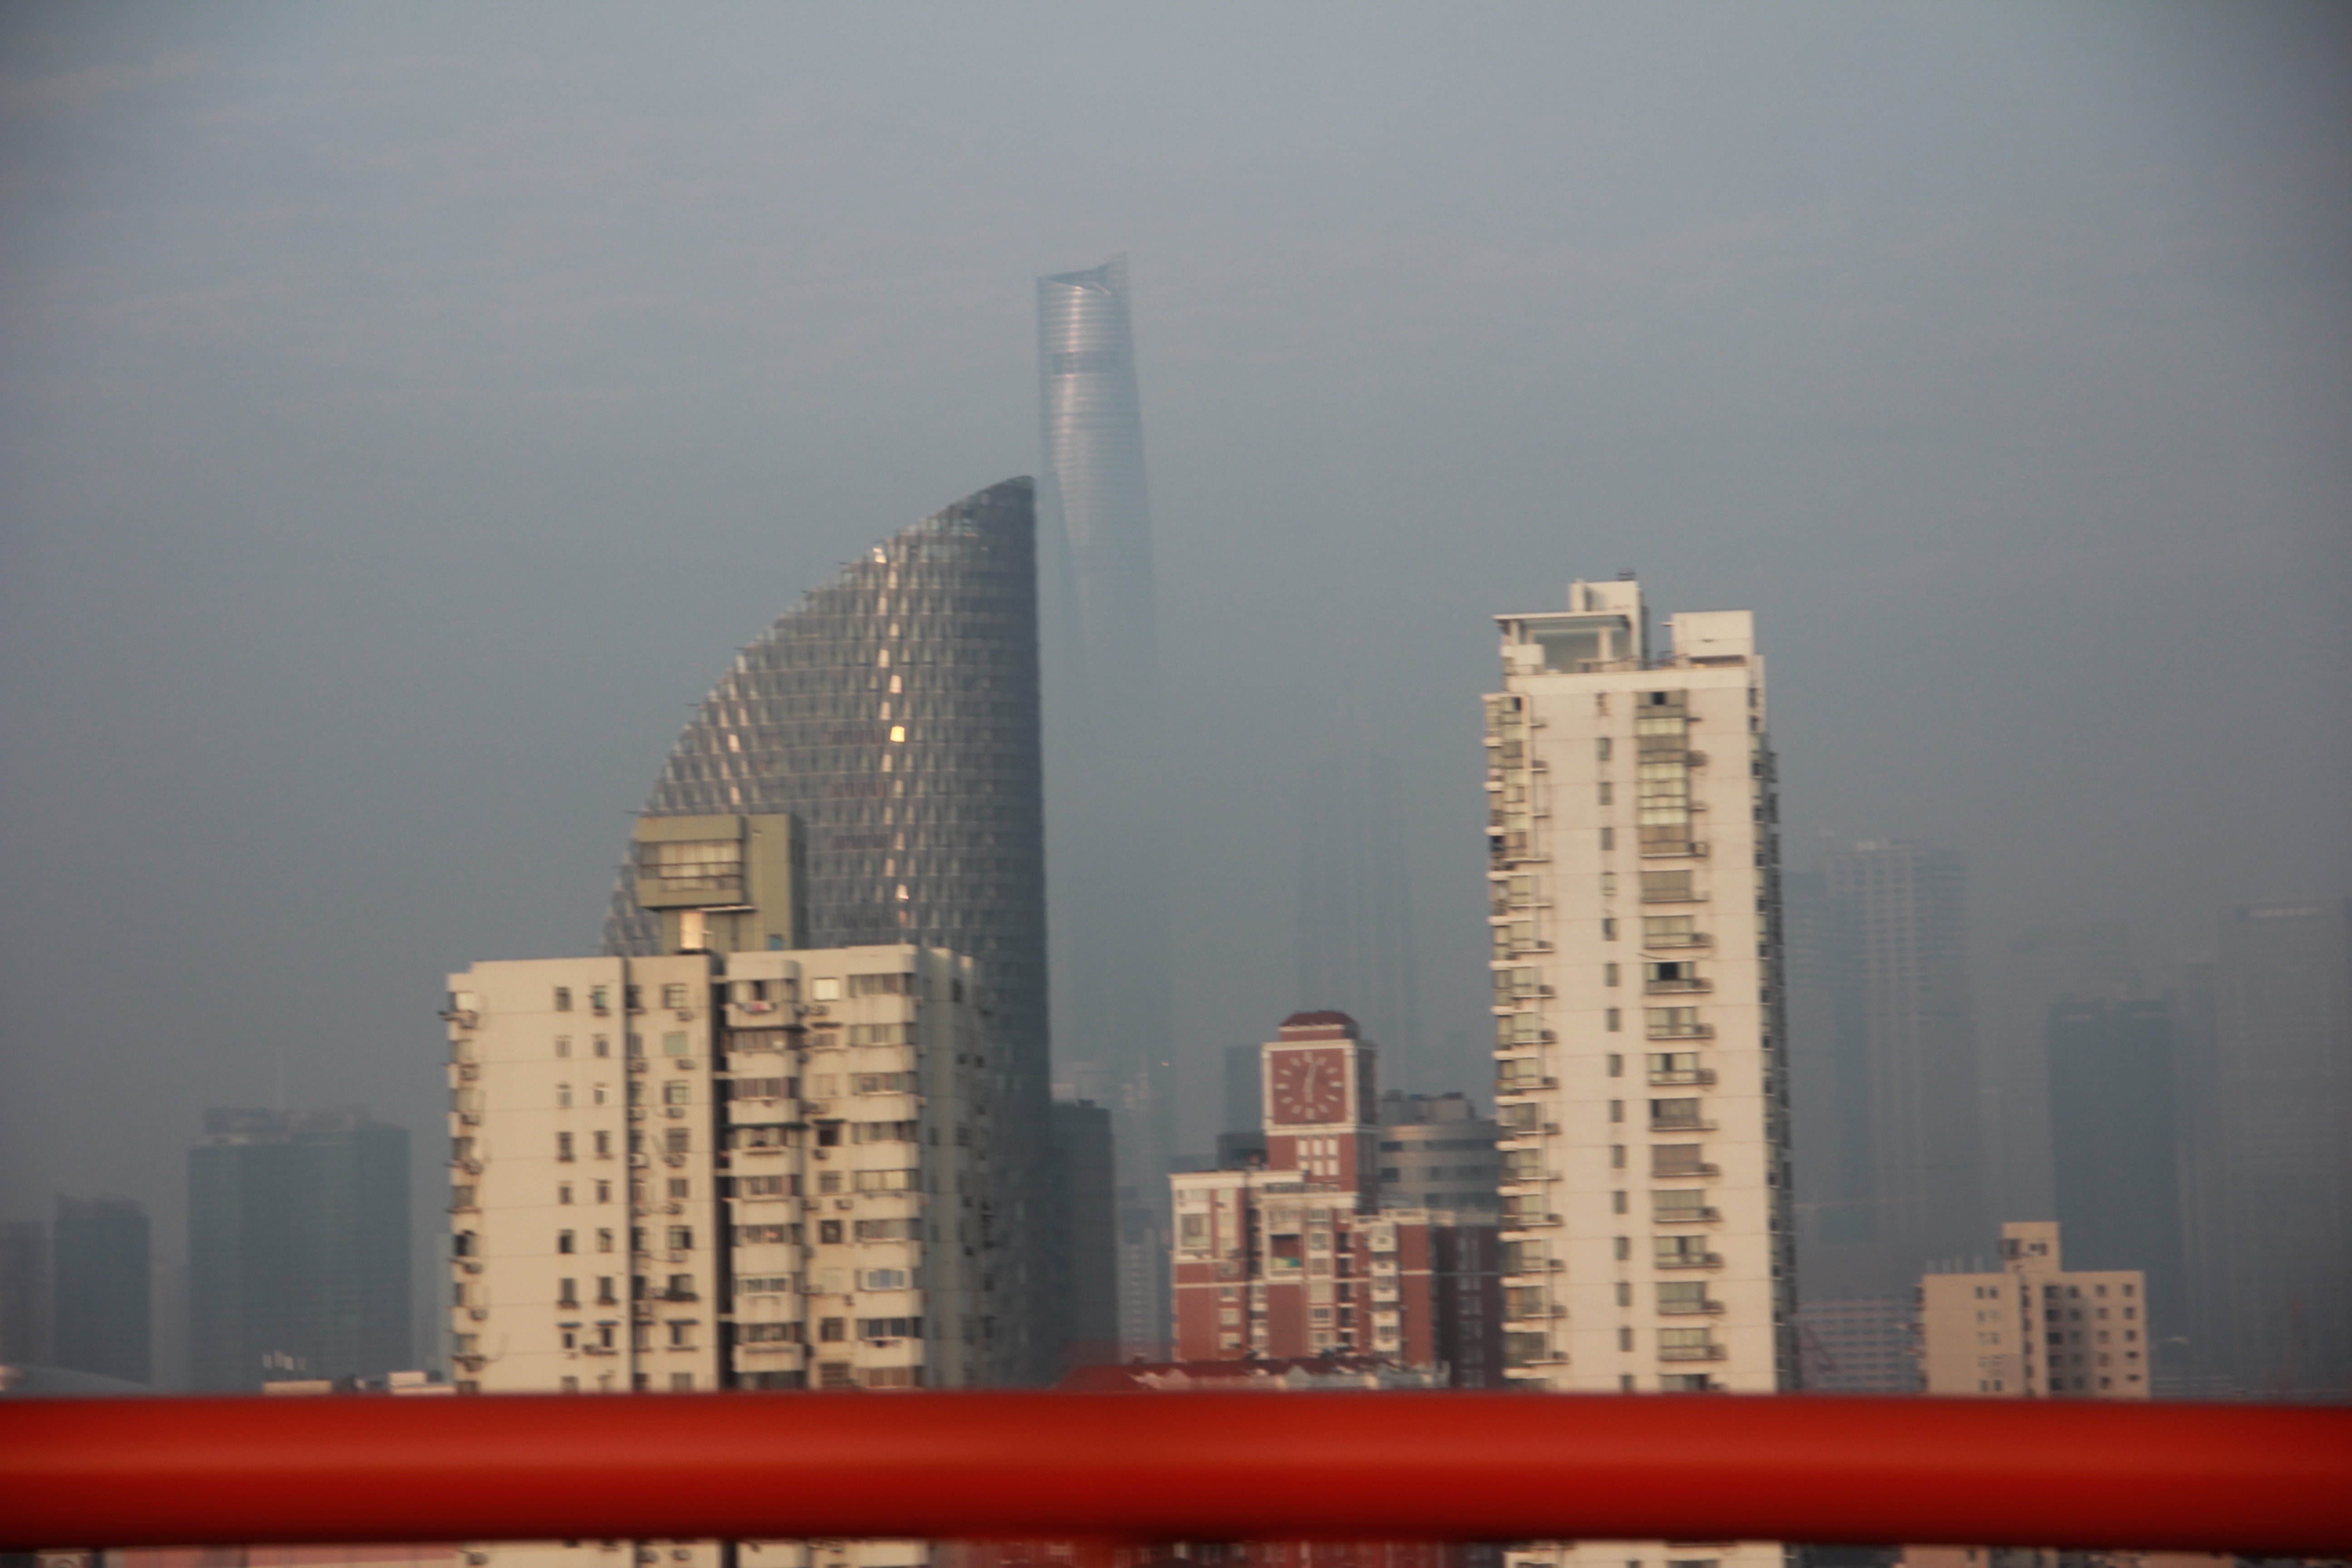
<box><xmin>603</xmin><ymin>477</ymin><xmax>1056</xmax><ymax>1378</ymax></box>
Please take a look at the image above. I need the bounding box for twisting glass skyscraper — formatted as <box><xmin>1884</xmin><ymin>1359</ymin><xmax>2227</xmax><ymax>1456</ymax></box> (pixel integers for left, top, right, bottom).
<box><xmin>604</xmin><ymin>478</ymin><xmax>1060</xmax><ymax>1380</ymax></box>
<box><xmin>1039</xmin><ymin>257</ymin><xmax>1173</xmax><ymax>1352</ymax></box>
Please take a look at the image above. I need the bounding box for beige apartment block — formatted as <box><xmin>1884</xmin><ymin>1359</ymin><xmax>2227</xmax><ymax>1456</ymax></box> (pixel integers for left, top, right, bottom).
<box><xmin>1904</xmin><ymin>1223</ymin><xmax>2192</xmax><ymax>1568</ymax></box>
<box><xmin>1487</xmin><ymin>579</ymin><xmax>1795</xmax><ymax>1568</ymax></box>
<box><xmin>443</xmin><ymin>942</ymin><xmax>991</xmax><ymax>1568</ymax></box>
<box><xmin>1917</xmin><ymin>1220</ymin><xmax>2151</xmax><ymax>1399</ymax></box>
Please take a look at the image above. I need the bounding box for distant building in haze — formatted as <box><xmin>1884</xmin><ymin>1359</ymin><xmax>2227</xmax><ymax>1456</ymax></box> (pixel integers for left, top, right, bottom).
<box><xmin>1375</xmin><ymin>1091</ymin><xmax>1500</xmax><ymax>1216</ymax></box>
<box><xmin>1988</xmin><ymin>922</ymin><xmax>2140</xmax><ymax>1224</ymax></box>
<box><xmin>0</xmin><ymin>1220</ymin><xmax>52</xmax><ymax>1367</ymax></box>
<box><xmin>2196</xmin><ymin>898</ymin><xmax>2352</xmax><ymax>1398</ymax></box>
<box><xmin>1804</xmin><ymin>838</ymin><xmax>1982</xmax><ymax>1297</ymax></box>
<box><xmin>1917</xmin><ymin>1220</ymin><xmax>2150</xmax><ymax>1399</ymax></box>
<box><xmin>1038</xmin><ymin>258</ymin><xmax>1174</xmax><ymax>1355</ymax></box>
<box><xmin>1169</xmin><ymin>1014</ymin><xmax>1501</xmax><ymax>1383</ymax></box>
<box><xmin>2045</xmin><ymin>999</ymin><xmax>2185</xmax><ymax>1343</ymax></box>
<box><xmin>1795</xmin><ymin>1295</ymin><xmax>1918</xmax><ymax>1393</ymax></box>
<box><xmin>53</xmin><ymin>1195</ymin><xmax>151</xmax><ymax>1386</ymax></box>
<box><xmin>188</xmin><ymin>1107</ymin><xmax>410</xmax><ymax>1392</ymax></box>
<box><xmin>1049</xmin><ymin>1098</ymin><xmax>1120</xmax><ymax>1373</ymax></box>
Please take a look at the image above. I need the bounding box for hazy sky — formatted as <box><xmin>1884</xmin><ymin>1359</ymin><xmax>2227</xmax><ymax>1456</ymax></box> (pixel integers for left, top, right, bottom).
<box><xmin>3</xmin><ymin>1</ymin><xmax>2346</xmax><ymax>1258</ymax></box>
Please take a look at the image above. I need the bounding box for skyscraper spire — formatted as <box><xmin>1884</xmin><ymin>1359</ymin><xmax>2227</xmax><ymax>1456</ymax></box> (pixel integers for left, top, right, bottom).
<box><xmin>1038</xmin><ymin>257</ymin><xmax>1174</xmax><ymax>1354</ymax></box>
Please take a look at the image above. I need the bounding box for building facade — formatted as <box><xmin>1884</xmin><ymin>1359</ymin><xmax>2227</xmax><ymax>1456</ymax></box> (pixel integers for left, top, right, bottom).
<box><xmin>600</xmin><ymin>480</ymin><xmax>1062</xmax><ymax>1383</ymax></box>
<box><xmin>1169</xmin><ymin>1014</ymin><xmax>1502</xmax><ymax>1384</ymax></box>
<box><xmin>1375</xmin><ymin>1092</ymin><xmax>1500</xmax><ymax>1216</ymax></box>
<box><xmin>188</xmin><ymin>1108</ymin><xmax>411</xmax><ymax>1392</ymax></box>
<box><xmin>1916</xmin><ymin>1220</ymin><xmax>2151</xmax><ymax>1399</ymax></box>
<box><xmin>53</xmin><ymin>1195</ymin><xmax>151</xmax><ymax>1386</ymax></box>
<box><xmin>1485</xmin><ymin>579</ymin><xmax>1793</xmax><ymax>1568</ymax></box>
<box><xmin>446</xmin><ymin>941</ymin><xmax>993</xmax><ymax>1568</ymax></box>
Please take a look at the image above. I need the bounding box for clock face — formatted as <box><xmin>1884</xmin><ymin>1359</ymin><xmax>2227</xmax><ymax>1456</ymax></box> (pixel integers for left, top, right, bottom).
<box><xmin>1269</xmin><ymin>1047</ymin><xmax>1351</xmax><ymax>1125</ymax></box>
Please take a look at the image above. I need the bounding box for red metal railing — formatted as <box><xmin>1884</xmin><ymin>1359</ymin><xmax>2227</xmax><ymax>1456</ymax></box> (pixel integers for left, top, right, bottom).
<box><xmin>3</xmin><ymin>1392</ymin><xmax>2347</xmax><ymax>1553</ymax></box>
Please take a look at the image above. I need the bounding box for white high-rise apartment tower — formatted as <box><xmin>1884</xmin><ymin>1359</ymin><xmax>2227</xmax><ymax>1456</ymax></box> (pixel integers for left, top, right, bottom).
<box><xmin>1487</xmin><ymin>579</ymin><xmax>1796</xmax><ymax>1568</ymax></box>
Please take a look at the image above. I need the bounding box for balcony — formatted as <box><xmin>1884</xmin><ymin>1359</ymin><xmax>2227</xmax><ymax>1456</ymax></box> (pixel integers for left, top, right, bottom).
<box><xmin>1647</xmin><ymin>1024</ymin><xmax>1713</xmax><ymax>1040</ymax></box>
<box><xmin>1655</xmin><ymin>1253</ymin><xmax>1725</xmax><ymax>1270</ymax></box>
<box><xmin>1640</xmin><ymin>842</ymin><xmax>1707</xmax><ymax>859</ymax></box>
<box><xmin>1647</xmin><ymin>1069</ymin><xmax>1715</xmax><ymax>1087</ymax></box>
<box><xmin>1653</xmin><ymin>1163</ymin><xmax>1720</xmax><ymax>1180</ymax></box>
<box><xmin>1660</xmin><ymin>1343</ymin><xmax>1727</xmax><ymax>1362</ymax></box>
<box><xmin>1643</xmin><ymin>932</ymin><xmax>1711</xmax><ymax>949</ymax></box>
<box><xmin>1649</xmin><ymin>1118</ymin><xmax>1716</xmax><ymax>1134</ymax></box>
<box><xmin>1658</xmin><ymin>1298</ymin><xmax>1725</xmax><ymax>1315</ymax></box>
<box><xmin>1653</xmin><ymin>1208</ymin><xmax>1722</xmax><ymax>1225</ymax></box>
<box><xmin>1645</xmin><ymin>978</ymin><xmax>1712</xmax><ymax>994</ymax></box>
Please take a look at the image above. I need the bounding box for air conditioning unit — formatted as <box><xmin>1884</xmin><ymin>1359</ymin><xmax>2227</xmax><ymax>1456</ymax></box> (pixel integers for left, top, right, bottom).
<box><xmin>461</xmin><ymin>1159</ymin><xmax>485</xmax><ymax>1175</ymax></box>
<box><xmin>462</xmin><ymin>1261</ymin><xmax>484</xmax><ymax>1274</ymax></box>
<box><xmin>674</xmin><ymin>1009</ymin><xmax>695</xmax><ymax>1022</ymax></box>
<box><xmin>468</xmin><ymin>1308</ymin><xmax>489</xmax><ymax>1322</ymax></box>
<box><xmin>663</xmin><ymin>1153</ymin><xmax>687</xmax><ymax>1166</ymax></box>
<box><xmin>665</xmin><ymin>1107</ymin><xmax>685</xmax><ymax>1120</ymax></box>
<box><xmin>629</xmin><ymin>1153</ymin><xmax>649</xmax><ymax>1166</ymax></box>
<box><xmin>627</xmin><ymin>1060</ymin><xmax>649</xmax><ymax>1074</ymax></box>
<box><xmin>833</xmin><ymin>1198</ymin><xmax>853</xmax><ymax>1210</ymax></box>
<box><xmin>666</xmin><ymin>1250</ymin><xmax>688</xmax><ymax>1264</ymax></box>
<box><xmin>803</xmin><ymin>1101</ymin><xmax>830</xmax><ymax>1115</ymax></box>
<box><xmin>664</xmin><ymin>1202</ymin><xmax>683</xmax><ymax>1215</ymax></box>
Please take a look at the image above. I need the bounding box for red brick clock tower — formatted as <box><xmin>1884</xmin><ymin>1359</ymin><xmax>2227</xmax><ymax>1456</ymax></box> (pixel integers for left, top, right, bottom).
<box><xmin>1262</xmin><ymin>1010</ymin><xmax>1377</xmax><ymax>1200</ymax></box>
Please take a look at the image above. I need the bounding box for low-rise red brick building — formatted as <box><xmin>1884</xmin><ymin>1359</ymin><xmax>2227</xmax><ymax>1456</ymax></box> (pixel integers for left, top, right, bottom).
<box><xmin>1169</xmin><ymin>1015</ymin><xmax>1501</xmax><ymax>1385</ymax></box>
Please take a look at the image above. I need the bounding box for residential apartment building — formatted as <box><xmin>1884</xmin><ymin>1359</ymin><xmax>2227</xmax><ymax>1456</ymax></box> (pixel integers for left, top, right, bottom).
<box><xmin>1485</xmin><ymin>578</ymin><xmax>1794</xmax><ymax>1568</ymax></box>
<box><xmin>1916</xmin><ymin>1220</ymin><xmax>2150</xmax><ymax>1399</ymax></box>
<box><xmin>1169</xmin><ymin>1014</ymin><xmax>1502</xmax><ymax>1383</ymax></box>
<box><xmin>446</xmin><ymin>938</ymin><xmax>992</xmax><ymax>1568</ymax></box>
<box><xmin>188</xmin><ymin>1107</ymin><xmax>410</xmax><ymax>1392</ymax></box>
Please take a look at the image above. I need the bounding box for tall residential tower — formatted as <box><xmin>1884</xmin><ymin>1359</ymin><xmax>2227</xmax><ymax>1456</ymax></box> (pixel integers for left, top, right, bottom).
<box><xmin>1486</xmin><ymin>579</ymin><xmax>1794</xmax><ymax>1568</ymax></box>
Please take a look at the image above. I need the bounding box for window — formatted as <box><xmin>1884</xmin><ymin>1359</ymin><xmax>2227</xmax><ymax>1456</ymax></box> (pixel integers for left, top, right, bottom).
<box><xmin>1640</xmin><ymin>871</ymin><xmax>1696</xmax><ymax>902</ymax></box>
<box><xmin>663</xmin><ymin>1080</ymin><xmax>691</xmax><ymax>1106</ymax></box>
<box><xmin>669</xmin><ymin>1373</ymin><xmax>695</xmax><ymax>1391</ymax></box>
<box><xmin>1647</xmin><ymin>1007</ymin><xmax>1705</xmax><ymax>1038</ymax></box>
<box><xmin>1600</xmin><ymin>827</ymin><xmax>1616</xmax><ymax>851</ymax></box>
<box><xmin>555</xmin><ymin>1036</ymin><xmax>573</xmax><ymax>1058</ymax></box>
<box><xmin>733</xmin><ymin>1124</ymin><xmax>796</xmax><ymax>1150</ymax></box>
<box><xmin>593</xmin><ymin>1131</ymin><xmax>612</xmax><ymax>1157</ymax></box>
<box><xmin>1652</xmin><ymin>1144</ymin><xmax>1710</xmax><ymax>1177</ymax></box>
<box><xmin>1597</xmin><ymin>738</ymin><xmax>1613</xmax><ymax>761</ymax></box>
<box><xmin>1652</xmin><ymin>1189</ymin><xmax>1711</xmax><ymax>1221</ymax></box>
<box><xmin>1650</xmin><ymin>1098</ymin><xmax>1706</xmax><ymax>1129</ymax></box>
<box><xmin>1598</xmin><ymin>783</ymin><xmax>1614</xmax><ymax>805</ymax></box>
<box><xmin>1659</xmin><ymin>1376</ymin><xmax>1714</xmax><ymax>1393</ymax></box>
<box><xmin>818</xmin><ymin>1220</ymin><xmax>845</xmax><ymax>1245</ymax></box>
<box><xmin>593</xmin><ymin>1036</ymin><xmax>610</xmax><ymax>1058</ymax></box>
<box><xmin>854</xmin><ymin>1218</ymin><xmax>922</xmax><ymax>1241</ymax></box>
<box><xmin>1646</xmin><ymin>961</ymin><xmax>1700</xmax><ymax>987</ymax></box>
<box><xmin>555</xmin><ymin>988</ymin><xmax>573</xmax><ymax>1013</ymax></box>
<box><xmin>736</xmin><ymin>1175</ymin><xmax>792</xmax><ymax>1197</ymax></box>
<box><xmin>1658</xmin><ymin>1281</ymin><xmax>1710</xmax><ymax>1313</ymax></box>
<box><xmin>1602</xmin><ymin>917</ymin><xmax>1618</xmax><ymax>940</ymax></box>
<box><xmin>741</xmin><ymin>1323</ymin><xmax>803</xmax><ymax>1343</ymax></box>
<box><xmin>558</xmin><ymin>1184</ymin><xmax>573</xmax><ymax>1205</ymax></box>
<box><xmin>1649</xmin><ymin>1052</ymin><xmax>1703</xmax><ymax>1083</ymax></box>
<box><xmin>557</xmin><ymin>1132</ymin><xmax>575</xmax><ymax>1161</ymax></box>
<box><xmin>1608</xmin><ymin>1099</ymin><xmax>1625</xmax><ymax>1123</ymax></box>
<box><xmin>557</xmin><ymin>1084</ymin><xmax>573</xmax><ymax>1108</ymax></box>
<box><xmin>1607</xmin><ymin>1053</ymin><xmax>1624</xmax><ymax>1076</ymax></box>
<box><xmin>1643</xmin><ymin>915</ymin><xmax>1700</xmax><ymax>946</ymax></box>
<box><xmin>1655</xmin><ymin>1236</ymin><xmax>1716</xmax><ymax>1267</ymax></box>
<box><xmin>809</xmin><ymin>977</ymin><xmax>843</xmax><ymax>1001</ymax></box>
<box><xmin>557</xmin><ymin>1279</ymin><xmax>579</xmax><ymax>1308</ymax></box>
<box><xmin>1607</xmin><ymin>1008</ymin><xmax>1622</xmax><ymax>1032</ymax></box>
<box><xmin>662</xmin><ymin>1032</ymin><xmax>690</xmax><ymax>1057</ymax></box>
<box><xmin>668</xmin><ymin>1321</ymin><xmax>696</xmax><ymax>1348</ymax></box>
<box><xmin>665</xmin><ymin>1129</ymin><xmax>691</xmax><ymax>1155</ymax></box>
<box><xmin>854</xmin><ymin>1071</ymin><xmax>919</xmax><ymax>1093</ymax></box>
<box><xmin>849</xmin><ymin>972</ymin><xmax>916</xmax><ymax>997</ymax></box>
<box><xmin>589</xmin><ymin>986</ymin><xmax>611</xmax><ymax>1016</ymax></box>
<box><xmin>818</xmin><ymin>1318</ymin><xmax>847</xmax><ymax>1342</ymax></box>
<box><xmin>735</xmin><ymin>1224</ymin><xmax>801</xmax><ymax>1245</ymax></box>
<box><xmin>558</xmin><ymin>1230</ymin><xmax>577</xmax><ymax>1254</ymax></box>
<box><xmin>1604</xmin><ymin>963</ymin><xmax>1621</xmax><ymax>987</ymax></box>
<box><xmin>854</xmin><ymin>1169</ymin><xmax>916</xmax><ymax>1192</ymax></box>
<box><xmin>662</xmin><ymin>983</ymin><xmax>690</xmax><ymax>1010</ymax></box>
<box><xmin>596</xmin><ymin>1229</ymin><xmax>615</xmax><ymax>1253</ymax></box>
<box><xmin>666</xmin><ymin>1226</ymin><xmax>694</xmax><ymax>1251</ymax></box>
